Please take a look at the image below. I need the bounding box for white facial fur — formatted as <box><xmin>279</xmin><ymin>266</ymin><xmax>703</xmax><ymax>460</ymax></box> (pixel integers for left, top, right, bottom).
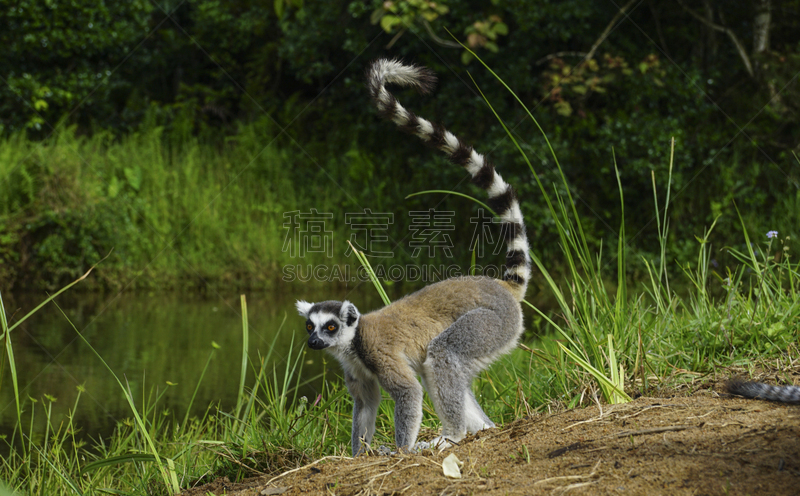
<box><xmin>296</xmin><ymin>300</ymin><xmax>360</xmax><ymax>350</ymax></box>
<box><xmin>295</xmin><ymin>300</ymin><xmax>313</xmax><ymax>317</ymax></box>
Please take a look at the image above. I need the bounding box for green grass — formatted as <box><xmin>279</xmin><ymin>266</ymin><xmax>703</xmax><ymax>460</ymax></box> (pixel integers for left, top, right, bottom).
<box><xmin>1</xmin><ymin>109</ymin><xmax>505</xmax><ymax>293</ymax></box>
<box><xmin>1</xmin><ymin>103</ymin><xmax>795</xmax><ymax>294</ymax></box>
<box><xmin>1</xmin><ymin>191</ymin><xmax>798</xmax><ymax>494</ymax></box>
<box><xmin>2</xmin><ymin>60</ymin><xmax>799</xmax><ymax>493</ymax></box>
<box><xmin>1</xmin><ymin>285</ymin><xmax>356</xmax><ymax>494</ymax></box>
<box><xmin>0</xmin><ymin>112</ymin><xmax>354</xmax><ymax>291</ymax></box>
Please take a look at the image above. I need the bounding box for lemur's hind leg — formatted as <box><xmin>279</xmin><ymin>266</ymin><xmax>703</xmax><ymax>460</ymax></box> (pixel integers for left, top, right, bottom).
<box><xmin>423</xmin><ymin>307</ymin><xmax>520</xmax><ymax>447</ymax></box>
<box><xmin>463</xmin><ymin>388</ymin><xmax>495</xmax><ymax>433</ymax></box>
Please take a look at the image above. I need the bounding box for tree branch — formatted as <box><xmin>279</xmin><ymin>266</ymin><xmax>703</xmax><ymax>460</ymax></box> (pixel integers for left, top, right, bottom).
<box><xmin>535</xmin><ymin>0</ymin><xmax>636</xmax><ymax>67</ymax></box>
<box><xmin>585</xmin><ymin>0</ymin><xmax>638</xmax><ymax>62</ymax></box>
<box><xmin>421</xmin><ymin>19</ymin><xmax>462</xmax><ymax>49</ymax></box>
<box><xmin>676</xmin><ymin>0</ymin><xmax>754</xmax><ymax>77</ymax></box>
<box><xmin>648</xmin><ymin>0</ymin><xmax>671</xmax><ymax>59</ymax></box>
<box><xmin>752</xmin><ymin>0</ymin><xmax>771</xmax><ymax>54</ymax></box>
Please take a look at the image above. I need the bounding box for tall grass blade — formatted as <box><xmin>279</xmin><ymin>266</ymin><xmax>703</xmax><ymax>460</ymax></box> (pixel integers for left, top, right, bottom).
<box><xmin>80</xmin><ymin>454</ymin><xmax>162</xmax><ymax>474</ymax></box>
<box><xmin>607</xmin><ymin>334</ymin><xmax>627</xmax><ymax>404</ymax></box>
<box><xmin>463</xmin><ymin>53</ymin><xmax>596</xmax><ymax>285</ymax></box>
<box><xmin>27</xmin><ymin>438</ymin><xmax>84</xmax><ymax>495</ymax></box>
<box><xmin>347</xmin><ymin>240</ymin><xmax>390</xmax><ymax>306</ymax></box>
<box><xmin>236</xmin><ymin>294</ymin><xmax>249</xmax><ymax>418</ymax></box>
<box><xmin>732</xmin><ymin>203</ymin><xmax>771</xmax><ymax>304</ymax></box>
<box><xmin>470</xmin><ymin>245</ymin><xmax>477</xmax><ymax>276</ymax></box>
<box><xmin>7</xmin><ymin>254</ymin><xmax>109</xmax><ymax>333</ymax></box>
<box><xmin>0</xmin><ymin>482</ymin><xmax>16</xmax><ymax>496</ymax></box>
<box><xmin>51</xmin><ymin>302</ymin><xmax>179</xmax><ymax>494</ymax></box>
<box><xmin>406</xmin><ymin>190</ymin><xmax>495</xmax><ymax>214</ymax></box>
<box><xmin>614</xmin><ymin>156</ymin><xmax>627</xmax><ymax>336</ymax></box>
<box><xmin>0</xmin><ymin>290</ymin><xmax>22</xmax><ymax>454</ymax></box>
<box><xmin>1</xmin><ymin>259</ymin><xmax>105</xmax><ymax>452</ymax></box>
<box><xmin>461</xmin><ymin>49</ymin><xmax>639</xmax><ymax>402</ymax></box>
<box><xmin>557</xmin><ymin>342</ymin><xmax>631</xmax><ymax>403</ymax></box>
<box><xmin>181</xmin><ymin>342</ymin><xmax>218</xmax><ymax>436</ymax></box>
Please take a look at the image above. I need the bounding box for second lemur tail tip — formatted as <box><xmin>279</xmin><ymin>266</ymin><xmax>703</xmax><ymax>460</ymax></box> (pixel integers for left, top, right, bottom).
<box><xmin>724</xmin><ymin>379</ymin><xmax>800</xmax><ymax>404</ymax></box>
<box><xmin>367</xmin><ymin>58</ymin><xmax>532</xmax><ymax>301</ymax></box>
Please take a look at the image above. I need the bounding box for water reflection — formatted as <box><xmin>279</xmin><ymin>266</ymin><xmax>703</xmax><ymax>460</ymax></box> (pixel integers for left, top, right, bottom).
<box><xmin>1</xmin><ymin>285</ymin><xmax>392</xmax><ymax>441</ymax></box>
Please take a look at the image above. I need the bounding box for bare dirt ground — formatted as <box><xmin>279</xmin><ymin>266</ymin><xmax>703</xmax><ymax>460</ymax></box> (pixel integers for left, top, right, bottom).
<box><xmin>183</xmin><ymin>382</ymin><xmax>800</xmax><ymax>495</ymax></box>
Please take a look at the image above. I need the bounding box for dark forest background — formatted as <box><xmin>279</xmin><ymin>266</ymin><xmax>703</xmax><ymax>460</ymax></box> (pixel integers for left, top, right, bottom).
<box><xmin>1</xmin><ymin>0</ymin><xmax>798</xmax><ymax>292</ymax></box>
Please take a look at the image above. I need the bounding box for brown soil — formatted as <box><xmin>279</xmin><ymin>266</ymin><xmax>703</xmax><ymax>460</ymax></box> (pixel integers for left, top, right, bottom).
<box><xmin>182</xmin><ymin>386</ymin><xmax>800</xmax><ymax>495</ymax></box>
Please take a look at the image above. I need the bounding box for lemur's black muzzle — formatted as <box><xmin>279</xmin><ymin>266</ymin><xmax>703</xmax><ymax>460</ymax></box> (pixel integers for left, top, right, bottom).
<box><xmin>308</xmin><ymin>334</ymin><xmax>328</xmax><ymax>350</ymax></box>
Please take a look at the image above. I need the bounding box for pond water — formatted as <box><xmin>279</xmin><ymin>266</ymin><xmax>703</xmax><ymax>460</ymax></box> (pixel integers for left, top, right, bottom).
<box><xmin>1</xmin><ymin>284</ymin><xmax>394</xmax><ymax>442</ymax></box>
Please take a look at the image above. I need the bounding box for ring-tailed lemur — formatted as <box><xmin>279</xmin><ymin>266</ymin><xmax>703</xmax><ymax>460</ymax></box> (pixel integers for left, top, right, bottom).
<box><xmin>725</xmin><ymin>380</ymin><xmax>800</xmax><ymax>403</ymax></box>
<box><xmin>296</xmin><ymin>59</ymin><xmax>531</xmax><ymax>455</ymax></box>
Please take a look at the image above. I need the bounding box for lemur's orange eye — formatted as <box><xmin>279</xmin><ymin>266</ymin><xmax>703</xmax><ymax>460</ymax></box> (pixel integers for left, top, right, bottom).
<box><xmin>327</xmin><ymin>325</ymin><xmax>336</xmax><ymax>331</ymax></box>
<box><xmin>306</xmin><ymin>324</ymin><xmax>313</xmax><ymax>331</ymax></box>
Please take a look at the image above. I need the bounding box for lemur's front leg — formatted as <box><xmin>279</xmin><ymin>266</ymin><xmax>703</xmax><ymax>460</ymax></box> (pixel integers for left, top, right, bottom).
<box><xmin>345</xmin><ymin>372</ymin><xmax>381</xmax><ymax>456</ymax></box>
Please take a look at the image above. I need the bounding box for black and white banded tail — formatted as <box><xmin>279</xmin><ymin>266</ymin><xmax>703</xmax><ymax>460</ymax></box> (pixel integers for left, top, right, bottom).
<box><xmin>725</xmin><ymin>380</ymin><xmax>800</xmax><ymax>404</ymax></box>
<box><xmin>366</xmin><ymin>59</ymin><xmax>531</xmax><ymax>300</ymax></box>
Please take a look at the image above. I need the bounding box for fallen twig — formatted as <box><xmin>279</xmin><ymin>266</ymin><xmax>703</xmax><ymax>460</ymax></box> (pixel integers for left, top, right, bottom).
<box><xmin>263</xmin><ymin>455</ymin><xmax>351</xmax><ymax>486</ymax></box>
<box><xmin>608</xmin><ymin>425</ymin><xmax>696</xmax><ymax>438</ymax></box>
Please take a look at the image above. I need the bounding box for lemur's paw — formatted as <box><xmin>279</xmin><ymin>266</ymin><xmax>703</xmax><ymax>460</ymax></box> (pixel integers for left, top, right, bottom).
<box><xmin>429</xmin><ymin>436</ymin><xmax>455</xmax><ymax>452</ymax></box>
<box><xmin>411</xmin><ymin>441</ymin><xmax>431</xmax><ymax>452</ymax></box>
<box><xmin>375</xmin><ymin>445</ymin><xmax>395</xmax><ymax>456</ymax></box>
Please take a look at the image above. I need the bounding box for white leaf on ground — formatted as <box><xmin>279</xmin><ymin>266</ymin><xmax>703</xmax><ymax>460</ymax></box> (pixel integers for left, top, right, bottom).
<box><xmin>442</xmin><ymin>453</ymin><xmax>462</xmax><ymax>478</ymax></box>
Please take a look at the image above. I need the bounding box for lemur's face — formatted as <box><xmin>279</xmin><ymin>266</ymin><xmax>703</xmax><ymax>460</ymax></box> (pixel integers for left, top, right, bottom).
<box><xmin>296</xmin><ymin>300</ymin><xmax>360</xmax><ymax>350</ymax></box>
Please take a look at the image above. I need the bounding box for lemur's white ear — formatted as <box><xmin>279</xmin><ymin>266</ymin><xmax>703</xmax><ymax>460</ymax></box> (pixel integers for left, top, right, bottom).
<box><xmin>340</xmin><ymin>300</ymin><xmax>360</xmax><ymax>327</ymax></box>
<box><xmin>296</xmin><ymin>300</ymin><xmax>314</xmax><ymax>317</ymax></box>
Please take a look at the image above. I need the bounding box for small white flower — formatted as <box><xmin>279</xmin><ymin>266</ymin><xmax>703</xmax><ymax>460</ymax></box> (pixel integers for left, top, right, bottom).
<box><xmin>767</xmin><ymin>230</ymin><xmax>778</xmax><ymax>239</ymax></box>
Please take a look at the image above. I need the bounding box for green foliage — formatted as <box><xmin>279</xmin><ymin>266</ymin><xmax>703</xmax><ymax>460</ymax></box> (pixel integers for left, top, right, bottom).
<box><xmin>0</xmin><ymin>115</ymin><xmax>311</xmax><ymax>290</ymax></box>
<box><xmin>1</xmin><ymin>1</ymin><xmax>797</xmax><ymax>271</ymax></box>
<box><xmin>0</xmin><ymin>0</ymin><xmax>153</xmax><ymax>133</ymax></box>
<box><xmin>3</xmin><ymin>4</ymin><xmax>800</xmax><ymax>491</ymax></box>
<box><xmin>372</xmin><ymin>0</ymin><xmax>450</xmax><ymax>33</ymax></box>
<box><xmin>540</xmin><ymin>54</ymin><xmax>664</xmax><ymax>117</ymax></box>
<box><xmin>461</xmin><ymin>15</ymin><xmax>509</xmax><ymax>63</ymax></box>
<box><xmin>369</xmin><ymin>0</ymin><xmax>509</xmax><ymax>63</ymax></box>
<box><xmin>274</xmin><ymin>0</ymin><xmax>304</xmax><ymax>18</ymax></box>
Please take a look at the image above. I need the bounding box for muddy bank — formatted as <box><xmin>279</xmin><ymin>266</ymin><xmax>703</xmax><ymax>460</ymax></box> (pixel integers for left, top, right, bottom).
<box><xmin>183</xmin><ymin>385</ymin><xmax>800</xmax><ymax>495</ymax></box>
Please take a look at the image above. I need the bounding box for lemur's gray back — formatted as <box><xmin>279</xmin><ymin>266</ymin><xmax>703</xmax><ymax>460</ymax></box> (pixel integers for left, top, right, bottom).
<box><xmin>725</xmin><ymin>380</ymin><xmax>800</xmax><ymax>404</ymax></box>
<box><xmin>366</xmin><ymin>59</ymin><xmax>531</xmax><ymax>301</ymax></box>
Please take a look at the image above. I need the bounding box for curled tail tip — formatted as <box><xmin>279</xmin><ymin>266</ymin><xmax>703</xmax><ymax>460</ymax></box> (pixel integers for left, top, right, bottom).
<box><xmin>366</xmin><ymin>58</ymin><xmax>531</xmax><ymax>296</ymax></box>
<box><xmin>367</xmin><ymin>58</ymin><xmax>437</xmax><ymax>95</ymax></box>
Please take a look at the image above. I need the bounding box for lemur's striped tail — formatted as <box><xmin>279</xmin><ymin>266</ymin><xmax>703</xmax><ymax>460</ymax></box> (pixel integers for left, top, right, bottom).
<box><xmin>367</xmin><ymin>59</ymin><xmax>531</xmax><ymax>300</ymax></box>
<box><xmin>725</xmin><ymin>380</ymin><xmax>800</xmax><ymax>404</ymax></box>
